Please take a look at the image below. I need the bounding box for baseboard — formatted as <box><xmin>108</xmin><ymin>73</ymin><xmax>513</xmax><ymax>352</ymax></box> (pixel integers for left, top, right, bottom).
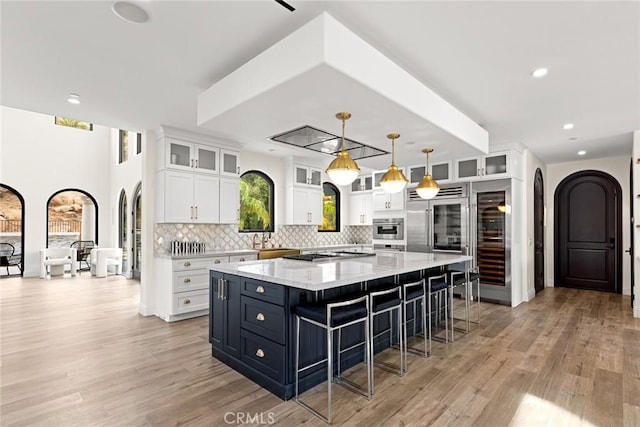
<box><xmin>138</xmin><ymin>303</ymin><xmax>154</xmax><ymax>316</ymax></box>
<box><xmin>527</xmin><ymin>288</ymin><xmax>536</xmax><ymax>301</ymax></box>
<box><xmin>634</xmin><ymin>304</ymin><xmax>640</xmax><ymax>318</ymax></box>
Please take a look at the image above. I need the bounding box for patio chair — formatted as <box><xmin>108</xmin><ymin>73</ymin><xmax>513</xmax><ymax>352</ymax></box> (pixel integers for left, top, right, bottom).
<box><xmin>0</xmin><ymin>243</ymin><xmax>22</xmax><ymax>275</ymax></box>
<box><xmin>70</xmin><ymin>240</ymin><xmax>96</xmax><ymax>271</ymax></box>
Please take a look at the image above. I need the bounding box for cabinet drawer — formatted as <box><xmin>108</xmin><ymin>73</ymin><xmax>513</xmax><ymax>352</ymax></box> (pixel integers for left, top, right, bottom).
<box><xmin>173</xmin><ymin>289</ymin><xmax>209</xmax><ymax>314</ymax></box>
<box><xmin>242</xmin><ymin>279</ymin><xmax>285</xmax><ymax>305</ymax></box>
<box><xmin>173</xmin><ymin>270</ymin><xmax>209</xmax><ymax>292</ymax></box>
<box><xmin>172</xmin><ymin>256</ymin><xmax>228</xmax><ymax>271</ymax></box>
<box><xmin>229</xmin><ymin>254</ymin><xmax>257</xmax><ymax>262</ymax></box>
<box><xmin>240</xmin><ymin>329</ymin><xmax>285</xmax><ymax>383</ymax></box>
<box><xmin>241</xmin><ymin>296</ymin><xmax>285</xmax><ymax>345</ymax></box>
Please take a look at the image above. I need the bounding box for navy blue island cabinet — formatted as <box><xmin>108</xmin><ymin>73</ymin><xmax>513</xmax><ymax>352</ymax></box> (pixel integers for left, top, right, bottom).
<box><xmin>209</xmin><ymin>269</ymin><xmax>422</xmax><ymax>400</ymax></box>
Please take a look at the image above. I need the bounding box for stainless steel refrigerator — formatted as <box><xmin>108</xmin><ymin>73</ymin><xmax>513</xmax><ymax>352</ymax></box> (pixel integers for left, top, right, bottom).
<box><xmin>406</xmin><ymin>184</ymin><xmax>469</xmax><ymax>255</ymax></box>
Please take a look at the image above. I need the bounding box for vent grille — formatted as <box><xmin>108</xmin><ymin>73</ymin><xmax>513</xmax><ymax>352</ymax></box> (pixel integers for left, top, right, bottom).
<box><xmin>408</xmin><ymin>185</ymin><xmax>467</xmax><ymax>201</ymax></box>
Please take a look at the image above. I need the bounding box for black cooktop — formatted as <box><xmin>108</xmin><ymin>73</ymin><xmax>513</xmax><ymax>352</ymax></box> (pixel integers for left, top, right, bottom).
<box><xmin>282</xmin><ymin>251</ymin><xmax>376</xmax><ymax>262</ymax></box>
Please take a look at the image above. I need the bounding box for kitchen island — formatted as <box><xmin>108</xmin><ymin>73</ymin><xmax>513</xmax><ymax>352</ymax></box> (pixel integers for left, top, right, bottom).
<box><xmin>209</xmin><ymin>251</ymin><xmax>471</xmax><ymax>399</ymax></box>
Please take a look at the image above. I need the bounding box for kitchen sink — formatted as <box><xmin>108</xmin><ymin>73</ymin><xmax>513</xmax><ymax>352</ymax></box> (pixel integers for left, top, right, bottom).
<box><xmin>257</xmin><ymin>248</ymin><xmax>301</xmax><ymax>260</ymax></box>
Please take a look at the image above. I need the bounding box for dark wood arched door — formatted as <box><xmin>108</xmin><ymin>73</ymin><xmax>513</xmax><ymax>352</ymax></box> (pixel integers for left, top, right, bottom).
<box><xmin>534</xmin><ymin>169</ymin><xmax>544</xmax><ymax>293</ymax></box>
<box><xmin>554</xmin><ymin>170</ymin><xmax>621</xmax><ymax>293</ymax></box>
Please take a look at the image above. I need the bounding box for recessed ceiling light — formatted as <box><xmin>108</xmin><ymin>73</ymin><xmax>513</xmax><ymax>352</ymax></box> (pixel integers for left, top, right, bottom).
<box><xmin>112</xmin><ymin>2</ymin><xmax>150</xmax><ymax>24</ymax></box>
<box><xmin>67</xmin><ymin>93</ymin><xmax>80</xmax><ymax>104</ymax></box>
<box><xmin>563</xmin><ymin>123</ymin><xmax>574</xmax><ymax>130</ymax></box>
<box><xmin>531</xmin><ymin>68</ymin><xmax>548</xmax><ymax>78</ymax></box>
<box><xmin>268</xmin><ymin>148</ymin><xmax>275</xmax><ymax>152</ymax></box>
<box><xmin>569</xmin><ymin>137</ymin><xmax>578</xmax><ymax>141</ymax></box>
<box><xmin>406</xmin><ymin>141</ymin><xmax>416</xmax><ymax>146</ymax></box>
<box><xmin>578</xmin><ymin>150</ymin><xmax>586</xmax><ymax>156</ymax></box>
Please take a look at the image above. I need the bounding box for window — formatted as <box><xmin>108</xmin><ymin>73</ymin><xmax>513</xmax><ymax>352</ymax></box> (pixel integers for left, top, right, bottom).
<box><xmin>319</xmin><ymin>182</ymin><xmax>340</xmax><ymax>232</ymax></box>
<box><xmin>136</xmin><ymin>133</ymin><xmax>142</xmax><ymax>154</ymax></box>
<box><xmin>54</xmin><ymin>116</ymin><xmax>93</xmax><ymax>131</ymax></box>
<box><xmin>119</xmin><ymin>130</ymin><xmax>128</xmax><ymax>163</ymax></box>
<box><xmin>239</xmin><ymin>171</ymin><xmax>274</xmax><ymax>232</ymax></box>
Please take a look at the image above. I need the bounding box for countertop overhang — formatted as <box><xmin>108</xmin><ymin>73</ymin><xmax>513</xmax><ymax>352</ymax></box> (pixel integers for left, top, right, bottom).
<box><xmin>209</xmin><ymin>251</ymin><xmax>472</xmax><ymax>291</ymax></box>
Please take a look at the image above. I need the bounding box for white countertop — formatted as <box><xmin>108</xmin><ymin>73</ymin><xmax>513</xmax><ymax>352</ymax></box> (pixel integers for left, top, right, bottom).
<box><xmin>209</xmin><ymin>252</ymin><xmax>472</xmax><ymax>291</ymax></box>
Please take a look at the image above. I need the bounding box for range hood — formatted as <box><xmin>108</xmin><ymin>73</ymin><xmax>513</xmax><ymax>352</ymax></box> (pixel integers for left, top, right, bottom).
<box><xmin>269</xmin><ymin>125</ymin><xmax>388</xmax><ymax>160</ymax></box>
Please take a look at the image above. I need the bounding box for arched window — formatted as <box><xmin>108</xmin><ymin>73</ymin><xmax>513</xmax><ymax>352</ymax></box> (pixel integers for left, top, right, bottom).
<box><xmin>46</xmin><ymin>189</ymin><xmax>98</xmax><ymax>248</ymax></box>
<box><xmin>319</xmin><ymin>182</ymin><xmax>340</xmax><ymax>232</ymax></box>
<box><xmin>239</xmin><ymin>171</ymin><xmax>274</xmax><ymax>232</ymax></box>
<box><xmin>0</xmin><ymin>184</ymin><xmax>25</xmax><ymax>276</ymax></box>
<box><xmin>118</xmin><ymin>189</ymin><xmax>128</xmax><ymax>271</ymax></box>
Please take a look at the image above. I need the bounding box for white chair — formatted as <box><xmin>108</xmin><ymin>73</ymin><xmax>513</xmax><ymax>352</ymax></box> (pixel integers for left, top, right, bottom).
<box><xmin>40</xmin><ymin>248</ymin><xmax>77</xmax><ymax>278</ymax></box>
<box><xmin>90</xmin><ymin>248</ymin><xmax>123</xmax><ymax>278</ymax></box>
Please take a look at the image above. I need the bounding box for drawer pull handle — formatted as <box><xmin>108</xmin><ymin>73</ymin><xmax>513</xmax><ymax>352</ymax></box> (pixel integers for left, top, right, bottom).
<box><xmin>184</xmin><ymin>299</ymin><xmax>191</xmax><ymax>305</ymax></box>
<box><xmin>214</xmin><ymin>260</ymin><xmax>221</xmax><ymax>264</ymax></box>
<box><xmin>256</xmin><ymin>286</ymin><xmax>265</xmax><ymax>293</ymax></box>
<box><xmin>184</xmin><ymin>278</ymin><xmax>191</xmax><ymax>283</ymax></box>
<box><xmin>239</xmin><ymin>258</ymin><xmax>245</xmax><ymax>262</ymax></box>
<box><xmin>256</xmin><ymin>349</ymin><xmax>265</xmax><ymax>358</ymax></box>
<box><xmin>256</xmin><ymin>313</ymin><xmax>265</xmax><ymax>321</ymax></box>
<box><xmin>184</xmin><ymin>261</ymin><xmax>191</xmax><ymax>267</ymax></box>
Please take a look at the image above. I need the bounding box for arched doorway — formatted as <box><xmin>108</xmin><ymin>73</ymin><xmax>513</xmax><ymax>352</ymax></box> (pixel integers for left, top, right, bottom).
<box><xmin>0</xmin><ymin>184</ymin><xmax>25</xmax><ymax>277</ymax></box>
<box><xmin>46</xmin><ymin>189</ymin><xmax>98</xmax><ymax>248</ymax></box>
<box><xmin>132</xmin><ymin>183</ymin><xmax>142</xmax><ymax>280</ymax></box>
<box><xmin>554</xmin><ymin>170</ymin><xmax>622</xmax><ymax>293</ymax></box>
<box><xmin>534</xmin><ymin>169</ymin><xmax>544</xmax><ymax>293</ymax></box>
<box><xmin>118</xmin><ymin>189</ymin><xmax>128</xmax><ymax>273</ymax></box>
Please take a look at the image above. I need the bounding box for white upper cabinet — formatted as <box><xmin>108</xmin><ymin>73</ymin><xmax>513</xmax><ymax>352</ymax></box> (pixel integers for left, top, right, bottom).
<box><xmin>372</xmin><ymin>190</ymin><xmax>405</xmax><ymax>211</ymax></box>
<box><xmin>348</xmin><ymin>192</ymin><xmax>373</xmax><ymax>225</ymax></box>
<box><xmin>293</xmin><ymin>164</ymin><xmax>323</xmax><ymax>188</ymax></box>
<box><xmin>157</xmin><ymin>171</ymin><xmax>220</xmax><ymax>223</ymax></box>
<box><xmin>407</xmin><ymin>165</ymin><xmax>426</xmax><ymax>185</ymax></box>
<box><xmin>456</xmin><ymin>152</ymin><xmax>511</xmax><ymax>181</ymax></box>
<box><xmin>350</xmin><ymin>175</ymin><xmax>373</xmax><ymax>192</ymax></box>
<box><xmin>166</xmin><ymin>138</ymin><xmax>220</xmax><ymax>174</ymax></box>
<box><xmin>288</xmin><ymin>187</ymin><xmax>323</xmax><ymax>225</ymax></box>
<box><xmin>220</xmin><ymin>149</ymin><xmax>241</xmax><ymax>177</ymax></box>
<box><xmin>219</xmin><ymin>177</ymin><xmax>240</xmax><ymax>224</ymax></box>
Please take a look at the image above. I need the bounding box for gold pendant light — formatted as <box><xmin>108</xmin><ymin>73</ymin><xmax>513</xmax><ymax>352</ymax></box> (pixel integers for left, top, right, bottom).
<box><xmin>325</xmin><ymin>112</ymin><xmax>360</xmax><ymax>186</ymax></box>
<box><xmin>380</xmin><ymin>133</ymin><xmax>408</xmax><ymax>193</ymax></box>
<box><xmin>416</xmin><ymin>148</ymin><xmax>440</xmax><ymax>199</ymax></box>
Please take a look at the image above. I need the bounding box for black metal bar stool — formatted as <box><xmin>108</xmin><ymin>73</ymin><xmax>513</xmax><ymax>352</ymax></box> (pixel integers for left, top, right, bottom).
<box><xmin>426</xmin><ymin>273</ymin><xmax>449</xmax><ymax>353</ymax></box>
<box><xmin>401</xmin><ymin>278</ymin><xmax>427</xmax><ymax>372</ymax></box>
<box><xmin>294</xmin><ymin>294</ymin><xmax>372</xmax><ymax>424</ymax></box>
<box><xmin>368</xmin><ymin>286</ymin><xmax>404</xmax><ymax>392</ymax></box>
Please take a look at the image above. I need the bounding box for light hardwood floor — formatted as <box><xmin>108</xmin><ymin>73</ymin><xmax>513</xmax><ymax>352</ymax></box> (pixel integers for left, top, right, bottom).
<box><xmin>1</xmin><ymin>274</ymin><xmax>639</xmax><ymax>426</ymax></box>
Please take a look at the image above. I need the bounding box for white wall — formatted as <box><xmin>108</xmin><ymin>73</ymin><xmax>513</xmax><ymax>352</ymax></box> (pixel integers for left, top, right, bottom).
<box><xmin>524</xmin><ymin>150</ymin><xmax>547</xmax><ymax>300</ymax></box>
<box><xmin>0</xmin><ymin>106</ymin><xmax>112</xmax><ymax>276</ymax></box>
<box><xmin>546</xmin><ymin>155</ymin><xmax>631</xmax><ymax>295</ymax></box>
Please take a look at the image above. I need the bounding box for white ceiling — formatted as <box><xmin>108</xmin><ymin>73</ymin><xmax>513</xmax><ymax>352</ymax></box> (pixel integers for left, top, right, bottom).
<box><xmin>1</xmin><ymin>1</ymin><xmax>638</xmax><ymax>168</ymax></box>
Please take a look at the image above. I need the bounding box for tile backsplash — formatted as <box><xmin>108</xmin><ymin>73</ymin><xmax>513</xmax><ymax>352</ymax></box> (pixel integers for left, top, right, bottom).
<box><xmin>154</xmin><ymin>224</ymin><xmax>372</xmax><ymax>254</ymax></box>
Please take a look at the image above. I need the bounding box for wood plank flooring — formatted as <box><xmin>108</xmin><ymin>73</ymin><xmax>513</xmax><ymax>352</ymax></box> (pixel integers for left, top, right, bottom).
<box><xmin>1</xmin><ymin>274</ymin><xmax>639</xmax><ymax>426</ymax></box>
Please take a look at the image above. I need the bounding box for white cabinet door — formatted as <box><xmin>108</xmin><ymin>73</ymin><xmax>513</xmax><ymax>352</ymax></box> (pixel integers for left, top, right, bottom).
<box><xmin>373</xmin><ymin>190</ymin><xmax>404</xmax><ymax>211</ymax></box>
<box><xmin>308</xmin><ymin>167</ymin><xmax>323</xmax><ymax>188</ymax></box>
<box><xmin>292</xmin><ymin>187</ymin><xmax>310</xmax><ymax>224</ymax></box>
<box><xmin>348</xmin><ymin>192</ymin><xmax>373</xmax><ymax>225</ymax></box>
<box><xmin>293</xmin><ymin>164</ymin><xmax>323</xmax><ymax>188</ymax></box>
<box><xmin>430</xmin><ymin>161</ymin><xmax>452</xmax><ymax>183</ymax></box>
<box><xmin>408</xmin><ymin>165</ymin><xmax>426</xmax><ymax>185</ymax></box>
<box><xmin>308</xmin><ymin>189</ymin><xmax>323</xmax><ymax>224</ymax></box>
<box><xmin>165</xmin><ymin>171</ymin><xmax>195</xmax><ymax>223</ymax></box>
<box><xmin>220</xmin><ymin>149</ymin><xmax>240</xmax><ymax>177</ymax></box>
<box><xmin>482</xmin><ymin>153</ymin><xmax>509</xmax><ymax>178</ymax></box>
<box><xmin>193</xmin><ymin>144</ymin><xmax>219</xmax><ymax>174</ymax></box>
<box><xmin>193</xmin><ymin>175</ymin><xmax>220</xmax><ymax>223</ymax></box>
<box><xmin>219</xmin><ymin>177</ymin><xmax>239</xmax><ymax>224</ymax></box>
<box><xmin>166</xmin><ymin>138</ymin><xmax>194</xmax><ymax>172</ymax></box>
<box><xmin>290</xmin><ymin>188</ymin><xmax>322</xmax><ymax>224</ymax></box>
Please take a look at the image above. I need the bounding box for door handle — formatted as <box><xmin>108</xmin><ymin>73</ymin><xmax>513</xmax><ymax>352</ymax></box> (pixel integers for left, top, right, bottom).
<box><xmin>625</xmin><ymin>248</ymin><xmax>632</xmax><ymax>254</ymax></box>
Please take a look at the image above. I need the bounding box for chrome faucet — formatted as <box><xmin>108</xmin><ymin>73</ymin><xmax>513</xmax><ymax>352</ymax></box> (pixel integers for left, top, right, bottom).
<box><xmin>252</xmin><ymin>233</ymin><xmax>260</xmax><ymax>249</ymax></box>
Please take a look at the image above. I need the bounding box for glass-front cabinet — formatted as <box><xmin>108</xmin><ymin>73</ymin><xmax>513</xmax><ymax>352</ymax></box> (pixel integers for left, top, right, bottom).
<box><xmin>408</xmin><ymin>165</ymin><xmax>426</xmax><ymax>185</ymax></box>
<box><xmin>294</xmin><ymin>164</ymin><xmax>322</xmax><ymax>188</ymax></box>
<box><xmin>166</xmin><ymin>138</ymin><xmax>219</xmax><ymax>174</ymax></box>
<box><xmin>456</xmin><ymin>153</ymin><xmax>509</xmax><ymax>180</ymax></box>
<box><xmin>220</xmin><ymin>149</ymin><xmax>241</xmax><ymax>177</ymax></box>
<box><xmin>431</xmin><ymin>161</ymin><xmax>453</xmax><ymax>183</ymax></box>
<box><xmin>351</xmin><ymin>175</ymin><xmax>373</xmax><ymax>192</ymax></box>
